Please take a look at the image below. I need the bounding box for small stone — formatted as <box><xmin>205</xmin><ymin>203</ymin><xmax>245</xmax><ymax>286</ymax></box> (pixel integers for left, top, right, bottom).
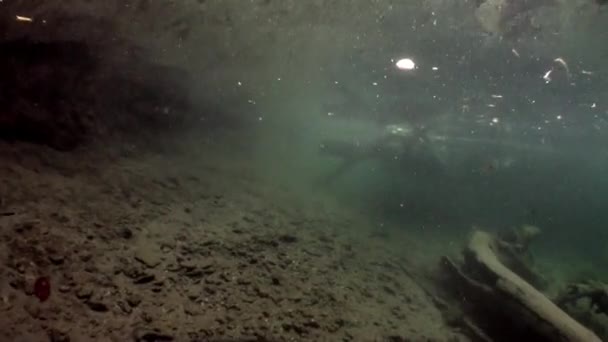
<box><xmin>58</xmin><ymin>285</ymin><xmax>71</xmax><ymax>293</ymax></box>
<box><xmin>49</xmin><ymin>254</ymin><xmax>65</xmax><ymax>265</ymax></box>
<box><xmin>84</xmin><ymin>265</ymin><xmax>97</xmax><ymax>273</ymax></box>
<box><xmin>86</xmin><ymin>299</ymin><xmax>108</xmax><ymax>312</ymax></box>
<box><xmin>183</xmin><ymin>302</ymin><xmax>203</xmax><ymax>316</ymax></box>
<box><xmin>178</xmin><ymin>259</ymin><xmax>197</xmax><ymax>270</ymax></box>
<box><xmin>383</xmin><ymin>285</ymin><xmax>396</xmax><ymax>296</ymax></box>
<box><xmin>237</xmin><ymin>278</ymin><xmax>251</xmax><ymax>286</ymax></box>
<box><xmin>126</xmin><ymin>293</ymin><xmax>142</xmax><ymax>307</ymax></box>
<box><xmin>132</xmin><ymin>328</ymin><xmax>173</xmax><ymax>342</ymax></box>
<box><xmin>133</xmin><ymin>274</ymin><xmax>155</xmax><ymax>285</ymax></box>
<box><xmin>184</xmin><ymin>269</ymin><xmax>203</xmax><ymax>279</ymax></box>
<box><xmin>118</xmin><ymin>301</ymin><xmax>132</xmax><ymax>314</ymax></box>
<box><xmin>200</xmin><ymin>261</ymin><xmax>215</xmax><ymax>271</ymax></box>
<box><xmin>8</xmin><ymin>274</ymin><xmax>24</xmax><ymax>290</ymax></box>
<box><xmin>76</xmin><ymin>287</ymin><xmax>93</xmax><ymax>300</ymax></box>
<box><xmin>14</xmin><ymin>221</ymin><xmax>37</xmax><ymax>233</ymax></box>
<box><xmin>119</xmin><ymin>228</ymin><xmax>133</xmax><ymax>239</ymax></box>
<box><xmin>185</xmin><ymin>285</ymin><xmax>200</xmax><ymax>301</ymax></box>
<box><xmin>123</xmin><ymin>266</ymin><xmax>144</xmax><ymax>279</ymax></box>
<box><xmin>13</xmin><ymin>332</ymin><xmax>48</xmax><ymax>342</ymax></box>
<box><xmin>24</xmin><ymin>280</ymin><xmax>34</xmax><ymax>296</ymax></box>
<box><xmin>1</xmin><ymin>294</ymin><xmax>14</xmax><ymax>310</ymax></box>
<box><xmin>47</xmin><ymin>328</ymin><xmax>70</xmax><ymax>342</ymax></box>
<box><xmin>278</xmin><ymin>234</ymin><xmax>298</xmax><ymax>244</ymax></box>
<box><xmin>141</xmin><ymin>312</ymin><xmax>153</xmax><ymax>323</ymax></box>
<box><xmin>79</xmin><ymin>252</ymin><xmax>92</xmax><ymax>262</ymax></box>
<box><xmin>166</xmin><ymin>263</ymin><xmax>181</xmax><ymax>272</ymax></box>
<box><xmin>24</xmin><ymin>302</ymin><xmax>41</xmax><ymax>319</ymax></box>
<box><xmin>134</xmin><ymin>239</ymin><xmax>162</xmax><ymax>268</ymax></box>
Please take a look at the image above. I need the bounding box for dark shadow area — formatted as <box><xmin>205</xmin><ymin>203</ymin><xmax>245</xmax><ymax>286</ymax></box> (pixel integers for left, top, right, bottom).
<box><xmin>0</xmin><ymin>37</ymin><xmax>192</xmax><ymax>151</ymax></box>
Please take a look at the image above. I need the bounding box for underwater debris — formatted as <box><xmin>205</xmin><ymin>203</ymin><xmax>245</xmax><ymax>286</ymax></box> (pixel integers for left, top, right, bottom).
<box><xmin>543</xmin><ymin>57</ymin><xmax>571</xmax><ymax>83</ymax></box>
<box><xmin>33</xmin><ymin>276</ymin><xmax>51</xmax><ymax>302</ymax></box>
<box><xmin>555</xmin><ymin>280</ymin><xmax>608</xmax><ymax>339</ymax></box>
<box><xmin>557</xmin><ymin>281</ymin><xmax>608</xmax><ymax>315</ymax></box>
<box><xmin>15</xmin><ymin>15</ymin><xmax>33</xmax><ymax>22</ymax></box>
<box><xmin>132</xmin><ymin>327</ymin><xmax>174</xmax><ymax>341</ymax></box>
<box><xmin>439</xmin><ymin>228</ymin><xmax>600</xmax><ymax>341</ymax></box>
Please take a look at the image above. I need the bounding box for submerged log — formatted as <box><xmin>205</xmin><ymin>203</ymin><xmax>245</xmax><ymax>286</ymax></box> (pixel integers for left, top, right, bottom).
<box><xmin>461</xmin><ymin>231</ymin><xmax>601</xmax><ymax>342</ymax></box>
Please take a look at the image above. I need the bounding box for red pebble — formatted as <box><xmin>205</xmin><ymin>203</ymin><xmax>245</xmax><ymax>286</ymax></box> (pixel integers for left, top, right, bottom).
<box><xmin>34</xmin><ymin>276</ymin><xmax>51</xmax><ymax>302</ymax></box>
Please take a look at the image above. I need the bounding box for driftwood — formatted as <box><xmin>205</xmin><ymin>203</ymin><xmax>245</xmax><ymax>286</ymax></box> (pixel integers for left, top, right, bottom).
<box><xmin>441</xmin><ymin>230</ymin><xmax>601</xmax><ymax>342</ymax></box>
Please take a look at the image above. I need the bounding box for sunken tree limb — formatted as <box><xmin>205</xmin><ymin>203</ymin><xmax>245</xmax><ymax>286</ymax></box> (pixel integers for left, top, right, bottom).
<box><xmin>466</xmin><ymin>231</ymin><xmax>600</xmax><ymax>342</ymax></box>
<box><xmin>441</xmin><ymin>230</ymin><xmax>601</xmax><ymax>342</ymax></box>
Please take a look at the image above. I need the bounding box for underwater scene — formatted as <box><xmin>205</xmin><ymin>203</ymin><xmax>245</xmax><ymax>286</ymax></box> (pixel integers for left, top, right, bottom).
<box><xmin>1</xmin><ymin>0</ymin><xmax>608</xmax><ymax>341</ymax></box>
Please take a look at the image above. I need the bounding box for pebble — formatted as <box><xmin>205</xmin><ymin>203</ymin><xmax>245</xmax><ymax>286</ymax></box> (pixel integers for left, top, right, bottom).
<box><xmin>119</xmin><ymin>228</ymin><xmax>133</xmax><ymax>239</ymax></box>
<box><xmin>14</xmin><ymin>332</ymin><xmax>49</xmax><ymax>342</ymax></box>
<box><xmin>133</xmin><ymin>274</ymin><xmax>155</xmax><ymax>285</ymax></box>
<box><xmin>185</xmin><ymin>285</ymin><xmax>200</xmax><ymax>301</ymax></box>
<box><xmin>118</xmin><ymin>301</ymin><xmax>132</xmax><ymax>314</ymax></box>
<box><xmin>47</xmin><ymin>328</ymin><xmax>70</xmax><ymax>342</ymax></box>
<box><xmin>24</xmin><ymin>302</ymin><xmax>41</xmax><ymax>319</ymax></box>
<box><xmin>141</xmin><ymin>312</ymin><xmax>153</xmax><ymax>323</ymax></box>
<box><xmin>76</xmin><ymin>286</ymin><xmax>93</xmax><ymax>300</ymax></box>
<box><xmin>183</xmin><ymin>302</ymin><xmax>203</xmax><ymax>316</ymax></box>
<box><xmin>86</xmin><ymin>299</ymin><xmax>108</xmax><ymax>312</ymax></box>
<box><xmin>134</xmin><ymin>239</ymin><xmax>162</xmax><ymax>268</ymax></box>
<box><xmin>126</xmin><ymin>292</ymin><xmax>142</xmax><ymax>307</ymax></box>
<box><xmin>13</xmin><ymin>221</ymin><xmax>37</xmax><ymax>233</ymax></box>
<box><xmin>49</xmin><ymin>254</ymin><xmax>65</xmax><ymax>265</ymax></box>
<box><xmin>132</xmin><ymin>328</ymin><xmax>174</xmax><ymax>342</ymax></box>
<box><xmin>178</xmin><ymin>259</ymin><xmax>197</xmax><ymax>270</ymax></box>
<box><xmin>79</xmin><ymin>252</ymin><xmax>92</xmax><ymax>262</ymax></box>
<box><xmin>278</xmin><ymin>234</ymin><xmax>298</xmax><ymax>244</ymax></box>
